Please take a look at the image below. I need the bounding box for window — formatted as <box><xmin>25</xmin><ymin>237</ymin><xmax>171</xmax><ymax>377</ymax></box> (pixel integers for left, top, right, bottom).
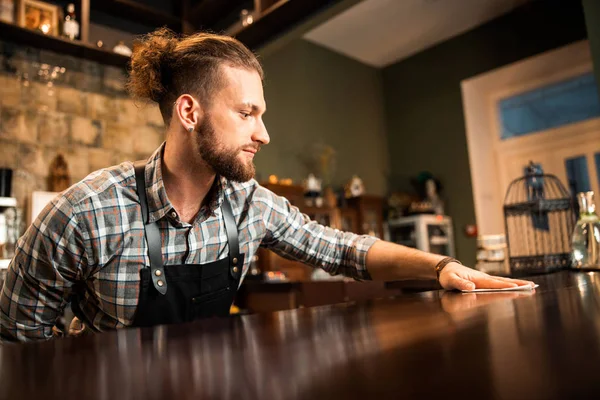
<box><xmin>565</xmin><ymin>155</ymin><xmax>591</xmax><ymax>195</ymax></box>
<box><xmin>499</xmin><ymin>73</ymin><xmax>600</xmax><ymax>140</ymax></box>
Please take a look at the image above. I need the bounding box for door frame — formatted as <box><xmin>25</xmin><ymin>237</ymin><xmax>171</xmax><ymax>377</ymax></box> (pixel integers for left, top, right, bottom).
<box><xmin>461</xmin><ymin>40</ymin><xmax>595</xmax><ymax>236</ymax></box>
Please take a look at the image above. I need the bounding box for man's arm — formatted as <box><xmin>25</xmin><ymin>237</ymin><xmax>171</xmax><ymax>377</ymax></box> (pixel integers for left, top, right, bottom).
<box><xmin>0</xmin><ymin>195</ymin><xmax>86</xmax><ymax>342</ymax></box>
<box><xmin>256</xmin><ymin>186</ymin><xmax>376</xmax><ymax>280</ymax></box>
<box><xmin>254</xmin><ymin>184</ymin><xmax>534</xmax><ymax>290</ymax></box>
<box><xmin>365</xmin><ymin>240</ymin><xmax>535</xmax><ymax>290</ymax></box>
<box><xmin>255</xmin><ymin>184</ymin><xmax>535</xmax><ymax>290</ymax></box>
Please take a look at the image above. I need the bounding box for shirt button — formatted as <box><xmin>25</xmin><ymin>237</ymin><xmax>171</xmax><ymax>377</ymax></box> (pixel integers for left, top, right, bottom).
<box><xmin>170</xmin><ymin>211</ymin><xmax>177</xmax><ymax>219</ymax></box>
<box><xmin>155</xmin><ymin>270</ymin><xmax>162</xmax><ymax>277</ymax></box>
<box><xmin>157</xmin><ymin>280</ymin><xmax>164</xmax><ymax>287</ymax></box>
<box><xmin>233</xmin><ymin>266</ymin><xmax>239</xmax><ymax>273</ymax></box>
<box><xmin>232</xmin><ymin>257</ymin><xmax>238</xmax><ymax>265</ymax></box>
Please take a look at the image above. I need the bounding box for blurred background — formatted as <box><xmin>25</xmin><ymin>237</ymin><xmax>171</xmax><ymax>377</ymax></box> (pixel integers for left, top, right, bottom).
<box><xmin>0</xmin><ymin>0</ymin><xmax>598</xmax><ymax>311</ymax></box>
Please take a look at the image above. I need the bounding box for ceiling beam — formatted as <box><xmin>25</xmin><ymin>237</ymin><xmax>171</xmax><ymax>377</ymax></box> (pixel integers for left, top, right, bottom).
<box><xmin>233</xmin><ymin>0</ymin><xmax>346</xmax><ymax>50</ymax></box>
<box><xmin>91</xmin><ymin>0</ymin><xmax>181</xmax><ymax>30</ymax></box>
<box><xmin>175</xmin><ymin>0</ymin><xmax>196</xmax><ymax>34</ymax></box>
<box><xmin>189</xmin><ymin>0</ymin><xmax>248</xmax><ymax>29</ymax></box>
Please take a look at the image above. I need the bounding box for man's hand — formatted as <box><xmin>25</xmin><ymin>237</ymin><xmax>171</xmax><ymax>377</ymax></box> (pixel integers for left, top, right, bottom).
<box><xmin>438</xmin><ymin>262</ymin><xmax>535</xmax><ymax>291</ymax></box>
<box><xmin>364</xmin><ymin>241</ymin><xmax>537</xmax><ymax>288</ymax></box>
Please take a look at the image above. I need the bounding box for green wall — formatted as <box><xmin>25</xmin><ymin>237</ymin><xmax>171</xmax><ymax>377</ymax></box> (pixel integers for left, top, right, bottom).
<box><xmin>583</xmin><ymin>0</ymin><xmax>600</xmax><ymax>96</ymax></box>
<box><xmin>382</xmin><ymin>1</ymin><xmax>588</xmax><ymax>264</ymax></box>
<box><xmin>257</xmin><ymin>39</ymin><xmax>389</xmax><ymax>195</ymax></box>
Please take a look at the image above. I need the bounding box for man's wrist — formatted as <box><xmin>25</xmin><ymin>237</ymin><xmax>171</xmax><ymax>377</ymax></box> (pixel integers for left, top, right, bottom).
<box><xmin>434</xmin><ymin>257</ymin><xmax>461</xmax><ymax>280</ymax></box>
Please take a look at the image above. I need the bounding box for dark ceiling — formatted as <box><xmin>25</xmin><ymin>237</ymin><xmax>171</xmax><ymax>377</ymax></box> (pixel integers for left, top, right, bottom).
<box><xmin>90</xmin><ymin>0</ymin><xmax>346</xmax><ymax>50</ymax></box>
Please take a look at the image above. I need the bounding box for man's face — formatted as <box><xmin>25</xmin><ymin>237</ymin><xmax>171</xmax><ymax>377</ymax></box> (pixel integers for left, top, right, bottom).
<box><xmin>194</xmin><ymin>65</ymin><xmax>269</xmax><ymax>182</ymax></box>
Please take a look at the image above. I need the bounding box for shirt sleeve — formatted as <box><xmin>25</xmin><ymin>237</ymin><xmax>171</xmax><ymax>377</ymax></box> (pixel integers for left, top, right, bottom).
<box><xmin>255</xmin><ymin>185</ymin><xmax>378</xmax><ymax>280</ymax></box>
<box><xmin>0</xmin><ymin>195</ymin><xmax>87</xmax><ymax>342</ymax></box>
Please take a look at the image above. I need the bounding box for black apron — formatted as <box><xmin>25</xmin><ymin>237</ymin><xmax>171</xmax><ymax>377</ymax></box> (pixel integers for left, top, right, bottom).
<box><xmin>71</xmin><ymin>162</ymin><xmax>244</xmax><ymax>330</ymax></box>
<box><xmin>131</xmin><ymin>161</ymin><xmax>244</xmax><ymax>327</ymax></box>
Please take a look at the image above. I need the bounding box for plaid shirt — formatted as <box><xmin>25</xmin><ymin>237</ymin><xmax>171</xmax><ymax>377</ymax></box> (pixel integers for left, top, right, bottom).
<box><xmin>0</xmin><ymin>143</ymin><xmax>377</xmax><ymax>341</ymax></box>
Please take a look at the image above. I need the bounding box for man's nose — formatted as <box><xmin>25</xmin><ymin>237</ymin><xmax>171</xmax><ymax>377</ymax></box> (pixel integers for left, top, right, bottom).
<box><xmin>253</xmin><ymin>119</ymin><xmax>270</xmax><ymax>145</ymax></box>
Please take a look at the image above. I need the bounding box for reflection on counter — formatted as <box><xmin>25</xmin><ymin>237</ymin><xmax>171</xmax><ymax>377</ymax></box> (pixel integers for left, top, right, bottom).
<box><xmin>234</xmin><ymin>279</ymin><xmax>441</xmax><ymax>314</ymax></box>
<box><xmin>4</xmin><ymin>271</ymin><xmax>600</xmax><ymax>399</ymax></box>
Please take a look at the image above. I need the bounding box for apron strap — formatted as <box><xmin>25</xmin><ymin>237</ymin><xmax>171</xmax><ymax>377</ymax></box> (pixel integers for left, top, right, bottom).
<box><xmin>221</xmin><ymin>194</ymin><xmax>242</xmax><ymax>279</ymax></box>
<box><xmin>134</xmin><ymin>161</ymin><xmax>167</xmax><ymax>295</ymax></box>
<box><xmin>134</xmin><ymin>161</ymin><xmax>150</xmax><ymax>224</ymax></box>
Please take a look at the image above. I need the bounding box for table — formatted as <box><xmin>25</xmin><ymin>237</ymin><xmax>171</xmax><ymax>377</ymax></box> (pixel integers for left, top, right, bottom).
<box><xmin>236</xmin><ymin>279</ymin><xmax>440</xmax><ymax>313</ymax></box>
<box><xmin>1</xmin><ymin>271</ymin><xmax>599</xmax><ymax>399</ymax></box>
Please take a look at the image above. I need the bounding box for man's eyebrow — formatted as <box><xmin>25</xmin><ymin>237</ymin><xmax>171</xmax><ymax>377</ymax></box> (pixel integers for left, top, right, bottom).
<box><xmin>241</xmin><ymin>102</ymin><xmax>265</xmax><ymax>113</ymax></box>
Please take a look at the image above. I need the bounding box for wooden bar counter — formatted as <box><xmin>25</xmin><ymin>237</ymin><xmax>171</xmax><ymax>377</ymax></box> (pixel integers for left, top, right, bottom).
<box><xmin>1</xmin><ymin>271</ymin><xmax>599</xmax><ymax>399</ymax></box>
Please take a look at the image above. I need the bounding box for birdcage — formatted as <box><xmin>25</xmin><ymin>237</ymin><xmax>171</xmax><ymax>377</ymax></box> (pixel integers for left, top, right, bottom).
<box><xmin>503</xmin><ymin>162</ymin><xmax>576</xmax><ymax>276</ymax></box>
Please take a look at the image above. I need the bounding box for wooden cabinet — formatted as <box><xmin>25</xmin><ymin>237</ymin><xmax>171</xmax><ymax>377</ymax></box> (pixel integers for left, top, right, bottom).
<box><xmin>256</xmin><ymin>204</ymin><xmax>341</xmax><ymax>281</ymax></box>
<box><xmin>297</xmin><ymin>282</ymin><xmax>346</xmax><ymax>308</ymax></box>
<box><xmin>302</xmin><ymin>206</ymin><xmax>341</xmax><ymax>229</ymax></box>
<box><xmin>339</xmin><ymin>207</ymin><xmax>359</xmax><ymax>233</ymax></box>
<box><xmin>257</xmin><ymin>248</ymin><xmax>312</xmax><ymax>281</ymax></box>
<box><xmin>257</xmin><ymin>183</ymin><xmax>385</xmax><ymax>280</ymax></box>
<box><xmin>260</xmin><ymin>183</ymin><xmax>304</xmax><ymax>208</ymax></box>
<box><xmin>346</xmin><ymin>195</ymin><xmax>385</xmax><ymax>239</ymax></box>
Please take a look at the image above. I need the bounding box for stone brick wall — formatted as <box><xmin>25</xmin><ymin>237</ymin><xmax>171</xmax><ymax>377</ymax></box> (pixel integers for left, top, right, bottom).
<box><xmin>0</xmin><ymin>40</ymin><xmax>165</xmax><ymax>216</ymax></box>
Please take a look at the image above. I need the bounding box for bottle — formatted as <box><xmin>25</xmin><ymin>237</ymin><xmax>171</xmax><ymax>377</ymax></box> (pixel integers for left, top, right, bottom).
<box><xmin>571</xmin><ymin>191</ymin><xmax>600</xmax><ymax>269</ymax></box>
<box><xmin>63</xmin><ymin>3</ymin><xmax>79</xmax><ymax>40</ymax></box>
<box><xmin>0</xmin><ymin>0</ymin><xmax>15</xmax><ymax>24</ymax></box>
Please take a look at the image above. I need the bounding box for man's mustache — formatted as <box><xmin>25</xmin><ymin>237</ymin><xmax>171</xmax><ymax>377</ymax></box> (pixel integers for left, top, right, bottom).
<box><xmin>241</xmin><ymin>144</ymin><xmax>261</xmax><ymax>153</ymax></box>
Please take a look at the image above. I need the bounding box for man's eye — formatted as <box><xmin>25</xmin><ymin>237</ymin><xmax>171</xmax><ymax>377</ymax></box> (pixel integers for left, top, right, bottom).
<box><xmin>240</xmin><ymin>112</ymin><xmax>251</xmax><ymax>118</ymax></box>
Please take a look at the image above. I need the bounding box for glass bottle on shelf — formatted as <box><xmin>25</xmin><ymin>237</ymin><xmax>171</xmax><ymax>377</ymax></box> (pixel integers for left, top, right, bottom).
<box><xmin>63</xmin><ymin>3</ymin><xmax>79</xmax><ymax>40</ymax></box>
<box><xmin>571</xmin><ymin>191</ymin><xmax>600</xmax><ymax>270</ymax></box>
<box><xmin>0</xmin><ymin>0</ymin><xmax>15</xmax><ymax>24</ymax></box>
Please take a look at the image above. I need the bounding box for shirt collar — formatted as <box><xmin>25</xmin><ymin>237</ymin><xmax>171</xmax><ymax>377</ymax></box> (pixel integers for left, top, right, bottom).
<box><xmin>143</xmin><ymin>142</ymin><xmax>228</xmax><ymax>224</ymax></box>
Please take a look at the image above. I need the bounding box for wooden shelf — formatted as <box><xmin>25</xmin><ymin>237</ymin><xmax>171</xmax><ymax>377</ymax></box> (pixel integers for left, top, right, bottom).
<box><xmin>91</xmin><ymin>0</ymin><xmax>181</xmax><ymax>30</ymax></box>
<box><xmin>0</xmin><ymin>0</ymin><xmax>347</xmax><ymax>68</ymax></box>
<box><xmin>0</xmin><ymin>197</ymin><xmax>17</xmax><ymax>208</ymax></box>
<box><xmin>230</xmin><ymin>0</ymin><xmax>338</xmax><ymax>49</ymax></box>
<box><xmin>189</xmin><ymin>0</ymin><xmax>249</xmax><ymax>28</ymax></box>
<box><xmin>0</xmin><ymin>21</ymin><xmax>130</xmax><ymax>69</ymax></box>
<box><xmin>226</xmin><ymin>0</ymin><xmax>287</xmax><ymax>37</ymax></box>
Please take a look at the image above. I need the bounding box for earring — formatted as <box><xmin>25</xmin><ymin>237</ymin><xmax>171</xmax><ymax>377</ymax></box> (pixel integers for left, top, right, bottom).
<box><xmin>188</xmin><ymin>127</ymin><xmax>193</xmax><ymax>133</ymax></box>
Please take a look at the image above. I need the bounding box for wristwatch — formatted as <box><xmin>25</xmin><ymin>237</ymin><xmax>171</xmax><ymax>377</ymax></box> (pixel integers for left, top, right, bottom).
<box><xmin>435</xmin><ymin>257</ymin><xmax>461</xmax><ymax>280</ymax></box>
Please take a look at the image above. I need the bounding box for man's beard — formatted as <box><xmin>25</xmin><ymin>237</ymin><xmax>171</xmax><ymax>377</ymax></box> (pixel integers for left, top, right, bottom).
<box><xmin>195</xmin><ymin>116</ymin><xmax>257</xmax><ymax>183</ymax></box>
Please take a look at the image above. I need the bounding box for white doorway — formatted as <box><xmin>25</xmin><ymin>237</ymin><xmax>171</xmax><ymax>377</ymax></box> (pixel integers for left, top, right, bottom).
<box><xmin>498</xmin><ymin>121</ymin><xmax>600</xmax><ymax>202</ymax></box>
<box><xmin>462</xmin><ymin>40</ymin><xmax>600</xmax><ymax>236</ymax></box>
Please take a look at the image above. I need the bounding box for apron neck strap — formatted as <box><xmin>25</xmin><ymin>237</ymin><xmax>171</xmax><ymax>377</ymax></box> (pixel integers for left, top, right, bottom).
<box><xmin>134</xmin><ymin>161</ymin><xmax>167</xmax><ymax>295</ymax></box>
<box><xmin>221</xmin><ymin>194</ymin><xmax>241</xmax><ymax>278</ymax></box>
<box><xmin>133</xmin><ymin>161</ymin><xmax>242</xmax><ymax>292</ymax></box>
<box><xmin>134</xmin><ymin>161</ymin><xmax>150</xmax><ymax>224</ymax></box>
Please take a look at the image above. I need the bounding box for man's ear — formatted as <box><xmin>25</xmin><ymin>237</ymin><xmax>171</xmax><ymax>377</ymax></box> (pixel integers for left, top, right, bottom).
<box><xmin>174</xmin><ymin>94</ymin><xmax>204</xmax><ymax>133</ymax></box>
